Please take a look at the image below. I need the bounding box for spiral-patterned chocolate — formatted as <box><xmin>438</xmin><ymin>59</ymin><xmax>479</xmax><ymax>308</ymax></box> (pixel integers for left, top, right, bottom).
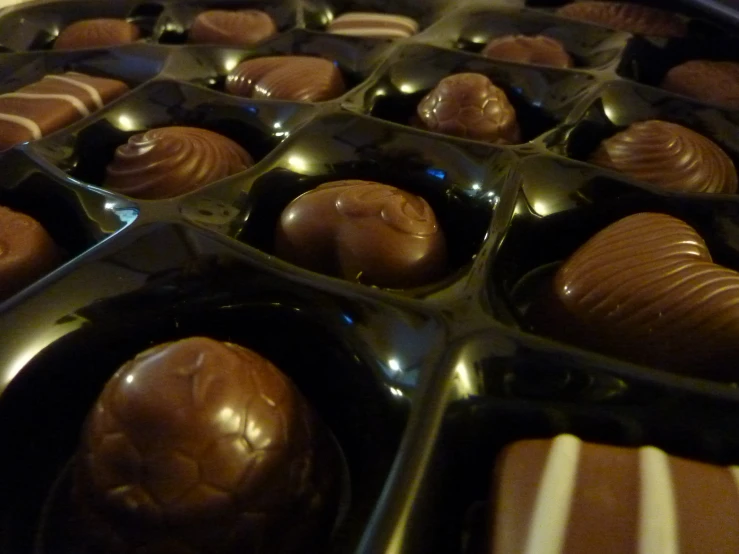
<box><xmin>417</xmin><ymin>73</ymin><xmax>520</xmax><ymax>144</ymax></box>
<box><xmin>188</xmin><ymin>9</ymin><xmax>277</xmax><ymax>47</ymax></box>
<box><xmin>275</xmin><ymin>180</ymin><xmax>447</xmax><ymax>288</ymax></box>
<box><xmin>104</xmin><ymin>127</ymin><xmax>253</xmax><ymax>200</ymax></box>
<box><xmin>589</xmin><ymin>120</ymin><xmax>737</xmax><ymax>194</ymax></box>
<box><xmin>556</xmin><ymin>2</ymin><xmax>686</xmax><ymax>37</ymax></box>
<box><xmin>481</xmin><ymin>35</ymin><xmax>573</xmax><ymax>69</ymax></box>
<box><xmin>662</xmin><ymin>60</ymin><xmax>739</xmax><ymax>111</ymax></box>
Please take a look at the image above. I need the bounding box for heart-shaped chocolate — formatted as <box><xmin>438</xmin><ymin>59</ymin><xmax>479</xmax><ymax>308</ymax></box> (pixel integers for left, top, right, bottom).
<box><xmin>549</xmin><ymin>212</ymin><xmax>739</xmax><ymax>378</ymax></box>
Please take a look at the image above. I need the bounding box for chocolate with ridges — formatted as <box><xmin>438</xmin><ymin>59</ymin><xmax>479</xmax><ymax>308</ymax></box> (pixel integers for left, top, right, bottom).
<box><xmin>556</xmin><ymin>1</ymin><xmax>686</xmax><ymax>37</ymax></box>
<box><xmin>481</xmin><ymin>35</ymin><xmax>573</xmax><ymax>69</ymax></box>
<box><xmin>189</xmin><ymin>10</ymin><xmax>277</xmax><ymax>46</ymax></box>
<box><xmin>662</xmin><ymin>60</ymin><xmax>739</xmax><ymax>111</ymax></box>
<box><xmin>326</xmin><ymin>12</ymin><xmax>418</xmax><ymax>39</ymax></box>
<box><xmin>54</xmin><ymin>19</ymin><xmax>140</xmax><ymax>50</ymax></box>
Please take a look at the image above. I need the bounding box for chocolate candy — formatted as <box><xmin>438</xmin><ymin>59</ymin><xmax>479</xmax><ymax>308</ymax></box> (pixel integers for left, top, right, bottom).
<box><xmin>226</xmin><ymin>56</ymin><xmax>346</xmax><ymax>102</ymax></box>
<box><xmin>481</xmin><ymin>35</ymin><xmax>573</xmax><ymax>69</ymax></box>
<box><xmin>556</xmin><ymin>1</ymin><xmax>687</xmax><ymax>38</ymax></box>
<box><xmin>0</xmin><ymin>206</ymin><xmax>58</xmax><ymax>300</ymax></box>
<box><xmin>104</xmin><ymin>127</ymin><xmax>253</xmax><ymax>200</ymax></box>
<box><xmin>662</xmin><ymin>60</ymin><xmax>739</xmax><ymax>111</ymax></box>
<box><xmin>188</xmin><ymin>10</ymin><xmax>277</xmax><ymax>47</ymax></box>
<box><xmin>492</xmin><ymin>434</ymin><xmax>739</xmax><ymax>554</ymax></box>
<box><xmin>53</xmin><ymin>19</ymin><xmax>140</xmax><ymax>50</ymax></box>
<box><xmin>589</xmin><ymin>120</ymin><xmax>737</xmax><ymax>194</ymax></box>
<box><xmin>417</xmin><ymin>73</ymin><xmax>521</xmax><ymax>144</ymax></box>
<box><xmin>0</xmin><ymin>72</ymin><xmax>129</xmax><ymax>150</ymax></box>
<box><xmin>326</xmin><ymin>12</ymin><xmax>419</xmax><ymax>39</ymax></box>
<box><xmin>70</xmin><ymin>337</ymin><xmax>341</xmax><ymax>554</ymax></box>
<box><xmin>275</xmin><ymin>180</ymin><xmax>447</xmax><ymax>288</ymax></box>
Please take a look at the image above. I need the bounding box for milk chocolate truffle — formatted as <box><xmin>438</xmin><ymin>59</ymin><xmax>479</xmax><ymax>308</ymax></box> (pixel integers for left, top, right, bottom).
<box><xmin>482</xmin><ymin>35</ymin><xmax>573</xmax><ymax>69</ymax></box>
<box><xmin>326</xmin><ymin>12</ymin><xmax>419</xmax><ymax>39</ymax></box>
<box><xmin>556</xmin><ymin>1</ymin><xmax>686</xmax><ymax>38</ymax></box>
<box><xmin>70</xmin><ymin>337</ymin><xmax>341</xmax><ymax>554</ymax></box>
<box><xmin>0</xmin><ymin>72</ymin><xmax>129</xmax><ymax>150</ymax></box>
<box><xmin>189</xmin><ymin>10</ymin><xmax>277</xmax><ymax>47</ymax></box>
<box><xmin>0</xmin><ymin>206</ymin><xmax>58</xmax><ymax>300</ymax></box>
<box><xmin>589</xmin><ymin>120</ymin><xmax>737</xmax><ymax>194</ymax></box>
<box><xmin>662</xmin><ymin>60</ymin><xmax>739</xmax><ymax>111</ymax></box>
<box><xmin>548</xmin><ymin>212</ymin><xmax>739</xmax><ymax>377</ymax></box>
<box><xmin>417</xmin><ymin>73</ymin><xmax>520</xmax><ymax>144</ymax></box>
<box><xmin>226</xmin><ymin>56</ymin><xmax>345</xmax><ymax>102</ymax></box>
<box><xmin>275</xmin><ymin>180</ymin><xmax>447</xmax><ymax>288</ymax></box>
<box><xmin>492</xmin><ymin>434</ymin><xmax>739</xmax><ymax>554</ymax></box>
<box><xmin>104</xmin><ymin>127</ymin><xmax>253</xmax><ymax>199</ymax></box>
<box><xmin>54</xmin><ymin>19</ymin><xmax>140</xmax><ymax>50</ymax></box>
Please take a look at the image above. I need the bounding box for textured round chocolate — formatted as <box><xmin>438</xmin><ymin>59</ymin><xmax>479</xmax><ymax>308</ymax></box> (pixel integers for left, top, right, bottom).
<box><xmin>225</xmin><ymin>56</ymin><xmax>346</xmax><ymax>102</ymax></box>
<box><xmin>53</xmin><ymin>19</ymin><xmax>140</xmax><ymax>50</ymax></box>
<box><xmin>71</xmin><ymin>337</ymin><xmax>341</xmax><ymax>554</ymax></box>
<box><xmin>417</xmin><ymin>73</ymin><xmax>520</xmax><ymax>144</ymax></box>
<box><xmin>275</xmin><ymin>180</ymin><xmax>447</xmax><ymax>288</ymax></box>
<box><xmin>481</xmin><ymin>35</ymin><xmax>573</xmax><ymax>69</ymax></box>
<box><xmin>662</xmin><ymin>60</ymin><xmax>739</xmax><ymax>111</ymax></box>
<box><xmin>104</xmin><ymin>127</ymin><xmax>253</xmax><ymax>200</ymax></box>
<box><xmin>188</xmin><ymin>10</ymin><xmax>277</xmax><ymax>46</ymax></box>
<box><xmin>589</xmin><ymin>120</ymin><xmax>737</xmax><ymax>194</ymax></box>
<box><xmin>0</xmin><ymin>206</ymin><xmax>58</xmax><ymax>300</ymax></box>
<box><xmin>556</xmin><ymin>1</ymin><xmax>686</xmax><ymax>38</ymax></box>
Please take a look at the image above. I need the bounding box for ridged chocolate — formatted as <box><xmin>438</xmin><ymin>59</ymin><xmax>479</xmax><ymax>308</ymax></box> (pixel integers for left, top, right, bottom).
<box><xmin>326</xmin><ymin>12</ymin><xmax>419</xmax><ymax>39</ymax></box>
<box><xmin>481</xmin><ymin>35</ymin><xmax>573</xmax><ymax>69</ymax></box>
<box><xmin>275</xmin><ymin>180</ymin><xmax>447</xmax><ymax>288</ymax></box>
<box><xmin>416</xmin><ymin>73</ymin><xmax>521</xmax><ymax>144</ymax></box>
<box><xmin>104</xmin><ymin>127</ymin><xmax>253</xmax><ymax>200</ymax></box>
<box><xmin>551</xmin><ymin>212</ymin><xmax>739</xmax><ymax>377</ymax></box>
<box><xmin>589</xmin><ymin>120</ymin><xmax>737</xmax><ymax>194</ymax></box>
<box><xmin>54</xmin><ymin>19</ymin><xmax>140</xmax><ymax>50</ymax></box>
<box><xmin>556</xmin><ymin>1</ymin><xmax>687</xmax><ymax>38</ymax></box>
<box><xmin>188</xmin><ymin>10</ymin><xmax>277</xmax><ymax>46</ymax></box>
<box><xmin>71</xmin><ymin>337</ymin><xmax>341</xmax><ymax>554</ymax></box>
<box><xmin>662</xmin><ymin>60</ymin><xmax>739</xmax><ymax>111</ymax></box>
<box><xmin>225</xmin><ymin>56</ymin><xmax>346</xmax><ymax>102</ymax></box>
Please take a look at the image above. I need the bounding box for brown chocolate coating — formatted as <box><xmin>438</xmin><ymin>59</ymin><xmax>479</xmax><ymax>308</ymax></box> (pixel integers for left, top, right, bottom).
<box><xmin>589</xmin><ymin>120</ymin><xmax>737</xmax><ymax>194</ymax></box>
<box><xmin>225</xmin><ymin>56</ymin><xmax>346</xmax><ymax>102</ymax></box>
<box><xmin>481</xmin><ymin>35</ymin><xmax>573</xmax><ymax>69</ymax></box>
<box><xmin>275</xmin><ymin>180</ymin><xmax>447</xmax><ymax>288</ymax></box>
<box><xmin>549</xmin><ymin>213</ymin><xmax>739</xmax><ymax>377</ymax></box>
<box><xmin>104</xmin><ymin>127</ymin><xmax>253</xmax><ymax>200</ymax></box>
<box><xmin>326</xmin><ymin>12</ymin><xmax>419</xmax><ymax>39</ymax></box>
<box><xmin>662</xmin><ymin>60</ymin><xmax>739</xmax><ymax>111</ymax></box>
<box><xmin>54</xmin><ymin>19</ymin><xmax>140</xmax><ymax>50</ymax></box>
<box><xmin>71</xmin><ymin>337</ymin><xmax>341</xmax><ymax>554</ymax></box>
<box><xmin>0</xmin><ymin>206</ymin><xmax>58</xmax><ymax>300</ymax></box>
<box><xmin>417</xmin><ymin>73</ymin><xmax>520</xmax><ymax>144</ymax></box>
<box><xmin>189</xmin><ymin>10</ymin><xmax>277</xmax><ymax>47</ymax></box>
<box><xmin>556</xmin><ymin>1</ymin><xmax>686</xmax><ymax>37</ymax></box>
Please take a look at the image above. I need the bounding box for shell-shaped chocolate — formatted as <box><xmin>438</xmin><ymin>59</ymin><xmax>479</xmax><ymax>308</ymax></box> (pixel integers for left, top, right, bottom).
<box><xmin>275</xmin><ymin>180</ymin><xmax>447</xmax><ymax>288</ymax></box>
<box><xmin>417</xmin><ymin>73</ymin><xmax>521</xmax><ymax>144</ymax></box>
<box><xmin>188</xmin><ymin>9</ymin><xmax>277</xmax><ymax>46</ymax></box>
<box><xmin>225</xmin><ymin>56</ymin><xmax>346</xmax><ymax>102</ymax></box>
<box><xmin>556</xmin><ymin>1</ymin><xmax>686</xmax><ymax>37</ymax></box>
<box><xmin>553</xmin><ymin>212</ymin><xmax>739</xmax><ymax>376</ymax></box>
<box><xmin>54</xmin><ymin>19</ymin><xmax>140</xmax><ymax>50</ymax></box>
<box><xmin>104</xmin><ymin>127</ymin><xmax>253</xmax><ymax>200</ymax></box>
<box><xmin>481</xmin><ymin>35</ymin><xmax>573</xmax><ymax>69</ymax></box>
<box><xmin>662</xmin><ymin>60</ymin><xmax>739</xmax><ymax>111</ymax></box>
<box><xmin>589</xmin><ymin>120</ymin><xmax>737</xmax><ymax>194</ymax></box>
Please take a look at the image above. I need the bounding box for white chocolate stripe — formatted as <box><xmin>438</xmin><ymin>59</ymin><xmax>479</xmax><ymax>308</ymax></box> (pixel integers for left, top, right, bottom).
<box><xmin>1</xmin><ymin>92</ymin><xmax>89</xmax><ymax>116</ymax></box>
<box><xmin>44</xmin><ymin>74</ymin><xmax>103</xmax><ymax>109</ymax></box>
<box><xmin>329</xmin><ymin>27</ymin><xmax>412</xmax><ymax>38</ymax></box>
<box><xmin>0</xmin><ymin>113</ymin><xmax>41</xmax><ymax>139</ymax></box>
<box><xmin>639</xmin><ymin>446</ymin><xmax>678</xmax><ymax>554</ymax></box>
<box><xmin>524</xmin><ymin>434</ymin><xmax>581</xmax><ymax>554</ymax></box>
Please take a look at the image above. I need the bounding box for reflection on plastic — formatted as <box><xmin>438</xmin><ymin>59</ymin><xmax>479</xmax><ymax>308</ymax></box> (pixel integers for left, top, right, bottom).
<box><xmin>453</xmin><ymin>360</ymin><xmax>477</xmax><ymax>397</ymax></box>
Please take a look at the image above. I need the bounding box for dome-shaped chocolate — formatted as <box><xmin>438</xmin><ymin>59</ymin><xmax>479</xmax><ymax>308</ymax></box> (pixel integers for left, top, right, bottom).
<box><xmin>481</xmin><ymin>35</ymin><xmax>573</xmax><ymax>69</ymax></box>
<box><xmin>662</xmin><ymin>60</ymin><xmax>739</xmax><ymax>111</ymax></box>
<box><xmin>556</xmin><ymin>1</ymin><xmax>686</xmax><ymax>37</ymax></box>
<box><xmin>189</xmin><ymin>10</ymin><xmax>277</xmax><ymax>47</ymax></box>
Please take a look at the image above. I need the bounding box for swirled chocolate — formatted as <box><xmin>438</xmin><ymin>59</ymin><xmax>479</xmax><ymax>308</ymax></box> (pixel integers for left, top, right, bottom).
<box><xmin>188</xmin><ymin>10</ymin><xmax>277</xmax><ymax>46</ymax></box>
<box><xmin>549</xmin><ymin>213</ymin><xmax>739</xmax><ymax>377</ymax></box>
<box><xmin>326</xmin><ymin>12</ymin><xmax>419</xmax><ymax>39</ymax></box>
<box><xmin>662</xmin><ymin>60</ymin><xmax>739</xmax><ymax>111</ymax></box>
<box><xmin>54</xmin><ymin>19</ymin><xmax>140</xmax><ymax>50</ymax></box>
<box><xmin>481</xmin><ymin>35</ymin><xmax>573</xmax><ymax>69</ymax></box>
<box><xmin>556</xmin><ymin>2</ymin><xmax>686</xmax><ymax>38</ymax></box>
<box><xmin>70</xmin><ymin>337</ymin><xmax>341</xmax><ymax>554</ymax></box>
<box><xmin>104</xmin><ymin>127</ymin><xmax>253</xmax><ymax>200</ymax></box>
<box><xmin>275</xmin><ymin>180</ymin><xmax>447</xmax><ymax>288</ymax></box>
<box><xmin>225</xmin><ymin>56</ymin><xmax>346</xmax><ymax>102</ymax></box>
<box><xmin>589</xmin><ymin>120</ymin><xmax>737</xmax><ymax>194</ymax></box>
<box><xmin>416</xmin><ymin>73</ymin><xmax>520</xmax><ymax>144</ymax></box>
